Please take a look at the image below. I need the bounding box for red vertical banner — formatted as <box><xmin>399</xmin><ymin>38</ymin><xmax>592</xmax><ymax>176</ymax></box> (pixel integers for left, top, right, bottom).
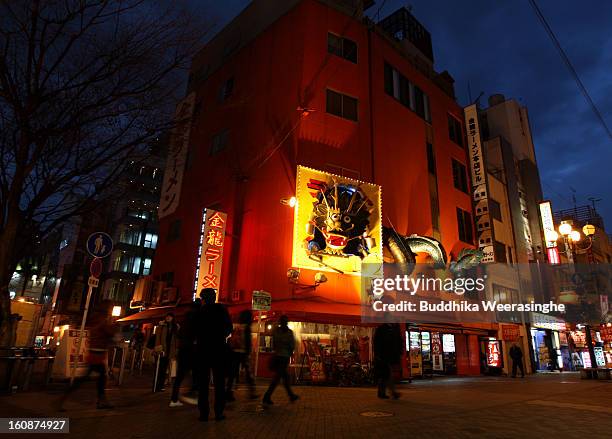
<box><xmin>196</xmin><ymin>209</ymin><xmax>228</xmax><ymax>299</ymax></box>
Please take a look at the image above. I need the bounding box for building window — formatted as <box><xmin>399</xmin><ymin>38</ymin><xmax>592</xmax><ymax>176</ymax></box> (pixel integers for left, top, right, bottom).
<box><xmin>327</xmin><ymin>33</ymin><xmax>358</xmax><ymax>63</ymax></box>
<box><xmin>144</xmin><ymin>233</ymin><xmax>158</xmax><ymax>249</ymax></box>
<box><xmin>448</xmin><ymin>115</ymin><xmax>464</xmax><ymax>147</ymax></box>
<box><xmin>120</xmin><ymin>229</ymin><xmax>141</xmax><ymax>246</ymax></box>
<box><xmin>384</xmin><ymin>62</ymin><xmax>430</xmax><ymax>122</ymax></box>
<box><xmin>210</xmin><ymin>129</ymin><xmax>229</xmax><ymax>156</ymax></box>
<box><xmin>456</xmin><ymin>208</ymin><xmax>473</xmax><ymax>244</ymax></box>
<box><xmin>326</xmin><ymin>89</ymin><xmax>358</xmax><ymax>122</ymax></box>
<box><xmin>143</xmin><ymin>258</ymin><xmax>152</xmax><ymax>275</ymax></box>
<box><xmin>167</xmin><ymin>219</ymin><xmax>181</xmax><ymax>242</ymax></box>
<box><xmin>494</xmin><ymin>241</ymin><xmax>507</xmax><ymax>263</ymax></box>
<box><xmin>218</xmin><ymin>77</ymin><xmax>234</xmax><ymax>102</ymax></box>
<box><xmin>489</xmin><ymin>199</ymin><xmax>502</xmax><ymax>222</ymax></box>
<box><xmin>452</xmin><ymin>159</ymin><xmax>468</xmax><ymax>193</ymax></box>
<box><xmin>127</xmin><ymin>208</ymin><xmax>149</xmax><ymax>220</ymax></box>
<box><xmin>426</xmin><ymin>143</ymin><xmax>436</xmax><ymax>175</ymax></box>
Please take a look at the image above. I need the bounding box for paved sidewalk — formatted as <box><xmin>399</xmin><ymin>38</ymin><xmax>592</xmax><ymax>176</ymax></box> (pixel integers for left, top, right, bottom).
<box><xmin>2</xmin><ymin>373</ymin><xmax>611</xmax><ymax>438</ymax></box>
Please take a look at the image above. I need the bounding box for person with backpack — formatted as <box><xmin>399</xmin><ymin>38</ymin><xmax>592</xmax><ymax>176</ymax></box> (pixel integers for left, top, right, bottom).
<box><xmin>226</xmin><ymin>309</ymin><xmax>257</xmax><ymax>401</ymax></box>
<box><xmin>262</xmin><ymin>315</ymin><xmax>299</xmax><ymax>405</ymax></box>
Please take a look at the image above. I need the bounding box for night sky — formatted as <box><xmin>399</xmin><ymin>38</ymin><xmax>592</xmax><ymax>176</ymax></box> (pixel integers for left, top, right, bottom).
<box><xmin>194</xmin><ymin>0</ymin><xmax>612</xmax><ymax>227</ymax></box>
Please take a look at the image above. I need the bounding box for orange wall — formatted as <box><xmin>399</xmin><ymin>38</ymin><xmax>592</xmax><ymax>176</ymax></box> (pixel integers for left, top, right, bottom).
<box><xmin>153</xmin><ymin>0</ymin><xmax>474</xmax><ymax>307</ymax></box>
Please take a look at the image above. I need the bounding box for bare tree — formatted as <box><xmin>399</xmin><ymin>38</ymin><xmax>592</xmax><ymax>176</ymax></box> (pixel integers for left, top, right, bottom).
<box><xmin>0</xmin><ymin>0</ymin><xmax>207</xmax><ymax>345</ymax></box>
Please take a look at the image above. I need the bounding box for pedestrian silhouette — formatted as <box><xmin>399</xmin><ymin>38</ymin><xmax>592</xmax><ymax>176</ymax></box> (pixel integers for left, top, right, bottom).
<box><xmin>263</xmin><ymin>315</ymin><xmax>299</xmax><ymax>405</ymax></box>
<box><xmin>196</xmin><ymin>288</ymin><xmax>233</xmax><ymax>421</ymax></box>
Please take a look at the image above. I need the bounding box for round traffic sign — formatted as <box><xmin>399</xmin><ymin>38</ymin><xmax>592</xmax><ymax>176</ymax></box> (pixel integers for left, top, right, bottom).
<box><xmin>90</xmin><ymin>258</ymin><xmax>103</xmax><ymax>278</ymax></box>
<box><xmin>86</xmin><ymin>232</ymin><xmax>113</xmax><ymax>258</ymax></box>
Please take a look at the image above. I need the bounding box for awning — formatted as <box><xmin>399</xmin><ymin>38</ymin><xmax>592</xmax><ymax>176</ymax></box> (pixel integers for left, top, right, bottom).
<box><xmin>117</xmin><ymin>303</ymin><xmax>191</xmax><ymax>324</ymax></box>
<box><xmin>227</xmin><ymin>297</ymin><xmax>372</xmax><ymax>326</ymax></box>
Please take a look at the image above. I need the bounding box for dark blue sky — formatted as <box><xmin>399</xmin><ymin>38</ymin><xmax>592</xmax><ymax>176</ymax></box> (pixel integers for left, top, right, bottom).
<box><xmin>195</xmin><ymin>0</ymin><xmax>612</xmax><ymax>225</ymax></box>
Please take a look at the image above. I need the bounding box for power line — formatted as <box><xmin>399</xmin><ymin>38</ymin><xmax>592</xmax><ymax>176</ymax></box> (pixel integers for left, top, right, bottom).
<box><xmin>528</xmin><ymin>0</ymin><xmax>612</xmax><ymax>140</ymax></box>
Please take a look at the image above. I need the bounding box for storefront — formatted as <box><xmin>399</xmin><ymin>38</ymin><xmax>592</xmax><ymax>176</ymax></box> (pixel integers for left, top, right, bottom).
<box><xmin>404</xmin><ymin>325</ymin><xmax>493</xmax><ymax>377</ymax></box>
<box><xmin>600</xmin><ymin>323</ymin><xmax>612</xmax><ymax>368</ymax></box>
<box><xmin>256</xmin><ymin>321</ymin><xmax>373</xmax><ymax>385</ymax></box>
<box><xmin>529</xmin><ymin>313</ymin><xmax>566</xmax><ymax>372</ymax></box>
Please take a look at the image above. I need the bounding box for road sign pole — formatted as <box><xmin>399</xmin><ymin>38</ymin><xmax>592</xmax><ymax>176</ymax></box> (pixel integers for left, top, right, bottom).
<box><xmin>70</xmin><ymin>283</ymin><xmax>94</xmax><ymax>385</ymax></box>
<box><xmin>254</xmin><ymin>311</ymin><xmax>262</xmax><ymax>377</ymax></box>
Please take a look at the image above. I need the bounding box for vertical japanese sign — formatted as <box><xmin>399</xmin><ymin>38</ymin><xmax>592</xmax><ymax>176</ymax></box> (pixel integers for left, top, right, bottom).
<box><xmin>159</xmin><ymin>92</ymin><xmax>196</xmax><ymax>219</ymax></box>
<box><xmin>464</xmin><ymin>104</ymin><xmax>494</xmax><ymax>263</ymax></box>
<box><xmin>539</xmin><ymin>200</ymin><xmax>557</xmax><ymax>249</ymax></box>
<box><xmin>487</xmin><ymin>340</ymin><xmax>501</xmax><ymax>367</ymax></box>
<box><xmin>195</xmin><ymin>209</ymin><xmax>227</xmax><ymax>299</ymax></box>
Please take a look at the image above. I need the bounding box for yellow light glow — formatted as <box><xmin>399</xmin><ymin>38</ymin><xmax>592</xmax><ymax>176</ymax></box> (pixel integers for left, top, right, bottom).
<box><xmin>583</xmin><ymin>224</ymin><xmax>596</xmax><ymax>237</ymax></box>
<box><xmin>570</xmin><ymin>230</ymin><xmax>581</xmax><ymax>242</ymax></box>
<box><xmin>53</xmin><ymin>326</ymin><xmax>60</xmax><ymax>333</ymax></box>
<box><xmin>111</xmin><ymin>306</ymin><xmax>122</xmax><ymax>317</ymax></box>
<box><xmin>545</xmin><ymin>230</ymin><xmax>559</xmax><ymax>243</ymax></box>
<box><xmin>559</xmin><ymin>222</ymin><xmax>572</xmax><ymax>236</ymax></box>
<box><xmin>292</xmin><ymin>165</ymin><xmax>383</xmax><ymax>275</ymax></box>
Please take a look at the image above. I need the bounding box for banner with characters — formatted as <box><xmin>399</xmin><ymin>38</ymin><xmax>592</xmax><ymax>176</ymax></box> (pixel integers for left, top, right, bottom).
<box><xmin>292</xmin><ymin>166</ymin><xmax>382</xmax><ymax>274</ymax></box>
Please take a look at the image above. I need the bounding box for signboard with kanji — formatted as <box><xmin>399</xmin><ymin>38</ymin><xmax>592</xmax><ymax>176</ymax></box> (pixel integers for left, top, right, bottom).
<box><xmin>464</xmin><ymin>104</ymin><xmax>494</xmax><ymax>263</ymax></box>
<box><xmin>501</xmin><ymin>325</ymin><xmax>520</xmax><ymax>341</ymax></box>
<box><xmin>487</xmin><ymin>340</ymin><xmax>502</xmax><ymax>367</ymax></box>
<box><xmin>252</xmin><ymin>290</ymin><xmax>272</xmax><ymax>311</ymax></box>
<box><xmin>159</xmin><ymin>92</ymin><xmax>195</xmax><ymax>219</ymax></box>
<box><xmin>195</xmin><ymin>209</ymin><xmax>228</xmax><ymax>297</ymax></box>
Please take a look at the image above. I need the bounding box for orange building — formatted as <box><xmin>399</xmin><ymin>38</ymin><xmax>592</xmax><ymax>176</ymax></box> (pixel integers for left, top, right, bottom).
<box><xmin>151</xmin><ymin>0</ymin><xmax>490</xmax><ymax>377</ymax></box>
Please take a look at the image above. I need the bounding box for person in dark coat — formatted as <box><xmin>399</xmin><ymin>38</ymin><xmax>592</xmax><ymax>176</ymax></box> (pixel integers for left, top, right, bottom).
<box><xmin>509</xmin><ymin>343</ymin><xmax>525</xmax><ymax>378</ymax></box>
<box><xmin>196</xmin><ymin>288</ymin><xmax>233</xmax><ymax>421</ymax></box>
<box><xmin>170</xmin><ymin>300</ymin><xmax>201</xmax><ymax>407</ymax></box>
<box><xmin>226</xmin><ymin>309</ymin><xmax>257</xmax><ymax>401</ymax></box>
<box><xmin>373</xmin><ymin>323</ymin><xmax>403</xmax><ymax>399</ymax></box>
<box><xmin>262</xmin><ymin>315</ymin><xmax>299</xmax><ymax>405</ymax></box>
<box><xmin>154</xmin><ymin>313</ymin><xmax>179</xmax><ymax>392</ymax></box>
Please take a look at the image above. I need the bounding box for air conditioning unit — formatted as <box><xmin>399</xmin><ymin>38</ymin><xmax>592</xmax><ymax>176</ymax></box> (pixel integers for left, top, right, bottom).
<box><xmin>161</xmin><ymin>287</ymin><xmax>178</xmax><ymax>304</ymax></box>
<box><xmin>133</xmin><ymin>276</ymin><xmax>154</xmax><ymax>303</ymax></box>
<box><xmin>152</xmin><ymin>281</ymin><xmax>167</xmax><ymax>304</ymax></box>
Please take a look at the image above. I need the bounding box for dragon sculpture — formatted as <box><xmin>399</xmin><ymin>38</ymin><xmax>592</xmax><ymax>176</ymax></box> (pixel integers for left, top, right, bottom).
<box><xmin>304</xmin><ymin>178</ymin><xmax>483</xmax><ymax>274</ymax></box>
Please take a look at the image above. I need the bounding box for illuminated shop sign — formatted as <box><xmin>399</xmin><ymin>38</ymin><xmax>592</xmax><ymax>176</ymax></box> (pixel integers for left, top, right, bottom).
<box><xmin>539</xmin><ymin>201</ymin><xmax>557</xmax><ymax>249</ymax></box>
<box><xmin>442</xmin><ymin>334</ymin><xmax>455</xmax><ymax>352</ymax></box>
<box><xmin>547</xmin><ymin>247</ymin><xmax>560</xmax><ymax>264</ymax></box>
<box><xmin>292</xmin><ymin>166</ymin><xmax>382</xmax><ymax>274</ymax></box>
<box><xmin>487</xmin><ymin>340</ymin><xmax>501</xmax><ymax>367</ymax></box>
<box><xmin>194</xmin><ymin>209</ymin><xmax>227</xmax><ymax>299</ymax></box>
<box><xmin>464</xmin><ymin>104</ymin><xmax>494</xmax><ymax>263</ymax></box>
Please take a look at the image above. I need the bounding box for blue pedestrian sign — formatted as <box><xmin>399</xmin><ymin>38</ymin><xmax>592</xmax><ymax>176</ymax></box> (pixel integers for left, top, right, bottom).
<box><xmin>86</xmin><ymin>232</ymin><xmax>113</xmax><ymax>258</ymax></box>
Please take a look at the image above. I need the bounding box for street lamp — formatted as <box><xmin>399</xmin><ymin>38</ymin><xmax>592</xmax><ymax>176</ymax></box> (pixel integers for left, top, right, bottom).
<box><xmin>556</xmin><ymin>220</ymin><xmax>599</xmax><ymax>370</ymax></box>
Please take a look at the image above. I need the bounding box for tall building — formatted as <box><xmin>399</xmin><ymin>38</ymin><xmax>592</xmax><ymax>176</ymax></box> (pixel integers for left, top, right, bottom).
<box><xmin>141</xmin><ymin>0</ymin><xmax>498</xmax><ymax>378</ymax></box>
<box><xmin>465</xmin><ymin>94</ymin><xmax>550</xmax><ymax>375</ymax></box>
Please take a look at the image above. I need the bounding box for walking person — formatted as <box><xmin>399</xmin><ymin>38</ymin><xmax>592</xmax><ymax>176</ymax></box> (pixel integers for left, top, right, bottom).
<box><xmin>263</xmin><ymin>315</ymin><xmax>299</xmax><ymax>405</ymax></box>
<box><xmin>154</xmin><ymin>313</ymin><xmax>179</xmax><ymax>392</ymax></box>
<box><xmin>196</xmin><ymin>288</ymin><xmax>233</xmax><ymax>421</ymax></box>
<box><xmin>59</xmin><ymin>303</ymin><xmax>116</xmax><ymax>410</ymax></box>
<box><xmin>170</xmin><ymin>301</ymin><xmax>200</xmax><ymax>407</ymax></box>
<box><xmin>373</xmin><ymin>323</ymin><xmax>402</xmax><ymax>399</ymax></box>
<box><xmin>509</xmin><ymin>343</ymin><xmax>525</xmax><ymax>378</ymax></box>
<box><xmin>226</xmin><ymin>310</ymin><xmax>257</xmax><ymax>401</ymax></box>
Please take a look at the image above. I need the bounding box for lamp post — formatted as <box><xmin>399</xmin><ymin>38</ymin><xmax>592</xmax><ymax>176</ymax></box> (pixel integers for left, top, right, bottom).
<box><xmin>556</xmin><ymin>221</ymin><xmax>598</xmax><ymax>368</ymax></box>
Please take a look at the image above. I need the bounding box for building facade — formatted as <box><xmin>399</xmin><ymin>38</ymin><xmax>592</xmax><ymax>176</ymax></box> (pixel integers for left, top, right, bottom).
<box><xmin>148</xmin><ymin>0</ymin><xmax>504</xmax><ymax>379</ymax></box>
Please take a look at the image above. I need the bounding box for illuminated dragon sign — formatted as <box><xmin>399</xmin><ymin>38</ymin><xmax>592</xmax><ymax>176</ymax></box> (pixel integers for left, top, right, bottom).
<box><xmin>293</xmin><ymin>166</ymin><xmax>383</xmax><ymax>274</ymax></box>
<box><xmin>293</xmin><ymin>166</ymin><xmax>483</xmax><ymax>276</ymax></box>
